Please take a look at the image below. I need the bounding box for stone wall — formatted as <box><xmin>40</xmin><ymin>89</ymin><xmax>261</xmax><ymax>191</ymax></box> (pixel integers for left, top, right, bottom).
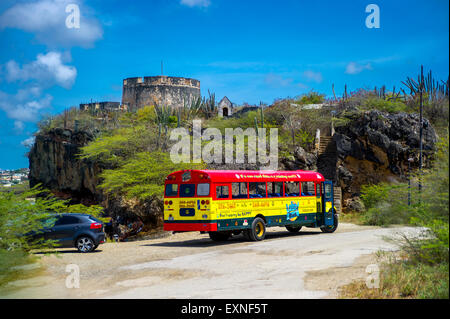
<box><xmin>122</xmin><ymin>76</ymin><xmax>201</xmax><ymax>111</ymax></box>
<box><xmin>80</xmin><ymin>101</ymin><xmax>121</xmax><ymax>111</ymax></box>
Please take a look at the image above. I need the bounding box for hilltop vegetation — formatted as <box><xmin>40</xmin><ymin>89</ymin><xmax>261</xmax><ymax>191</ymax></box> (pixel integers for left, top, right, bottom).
<box><xmin>34</xmin><ymin>70</ymin><xmax>449</xmax><ymax>214</ymax></box>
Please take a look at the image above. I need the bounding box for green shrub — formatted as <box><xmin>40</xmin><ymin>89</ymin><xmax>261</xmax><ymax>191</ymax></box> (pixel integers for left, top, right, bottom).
<box><xmin>98</xmin><ymin>151</ymin><xmax>204</xmax><ymax>200</ymax></box>
<box><xmin>296</xmin><ymin>91</ymin><xmax>325</xmax><ymax>105</ymax></box>
<box><xmin>360</xmin><ymin>183</ymin><xmax>411</xmax><ymax>226</ymax></box>
<box><xmin>79</xmin><ymin>125</ymin><xmax>161</xmax><ymax>167</ymax></box>
<box><xmin>361</xmin><ymin>97</ymin><xmax>410</xmax><ymax>113</ymax></box>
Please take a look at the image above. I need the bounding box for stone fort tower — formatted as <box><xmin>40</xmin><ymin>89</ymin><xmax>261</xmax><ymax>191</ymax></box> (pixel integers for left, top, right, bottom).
<box><xmin>122</xmin><ymin>76</ymin><xmax>200</xmax><ymax>111</ymax></box>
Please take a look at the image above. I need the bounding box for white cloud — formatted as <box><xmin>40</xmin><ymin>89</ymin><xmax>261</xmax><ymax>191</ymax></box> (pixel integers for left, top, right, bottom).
<box><xmin>180</xmin><ymin>0</ymin><xmax>211</xmax><ymax>8</ymax></box>
<box><xmin>264</xmin><ymin>73</ymin><xmax>309</xmax><ymax>90</ymax></box>
<box><xmin>5</xmin><ymin>51</ymin><xmax>77</xmax><ymax>89</ymax></box>
<box><xmin>264</xmin><ymin>73</ymin><xmax>294</xmax><ymax>88</ymax></box>
<box><xmin>21</xmin><ymin>136</ymin><xmax>36</xmax><ymax>148</ymax></box>
<box><xmin>14</xmin><ymin>120</ymin><xmax>25</xmax><ymax>133</ymax></box>
<box><xmin>345</xmin><ymin>61</ymin><xmax>373</xmax><ymax>74</ymax></box>
<box><xmin>0</xmin><ymin>88</ymin><xmax>53</xmax><ymax>123</ymax></box>
<box><xmin>302</xmin><ymin>70</ymin><xmax>323</xmax><ymax>83</ymax></box>
<box><xmin>0</xmin><ymin>0</ymin><xmax>103</xmax><ymax>48</ymax></box>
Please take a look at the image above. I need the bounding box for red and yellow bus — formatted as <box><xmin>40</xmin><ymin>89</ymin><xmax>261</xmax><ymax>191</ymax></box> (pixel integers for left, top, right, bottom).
<box><xmin>163</xmin><ymin>170</ymin><xmax>337</xmax><ymax>241</ymax></box>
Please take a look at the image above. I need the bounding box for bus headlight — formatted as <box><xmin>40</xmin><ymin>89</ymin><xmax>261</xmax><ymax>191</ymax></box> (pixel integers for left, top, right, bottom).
<box><xmin>202</xmin><ymin>214</ymin><xmax>208</xmax><ymax>219</ymax></box>
<box><xmin>168</xmin><ymin>214</ymin><xmax>174</xmax><ymax>221</ymax></box>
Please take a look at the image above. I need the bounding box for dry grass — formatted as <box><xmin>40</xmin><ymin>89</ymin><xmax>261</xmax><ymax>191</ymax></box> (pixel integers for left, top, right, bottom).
<box><xmin>339</xmin><ymin>252</ymin><xmax>449</xmax><ymax>299</ymax></box>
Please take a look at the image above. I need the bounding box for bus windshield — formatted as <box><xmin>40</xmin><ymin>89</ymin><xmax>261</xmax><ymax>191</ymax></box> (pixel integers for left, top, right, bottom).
<box><xmin>197</xmin><ymin>183</ymin><xmax>210</xmax><ymax>196</ymax></box>
<box><xmin>165</xmin><ymin>184</ymin><xmax>178</xmax><ymax>196</ymax></box>
<box><xmin>180</xmin><ymin>184</ymin><xmax>195</xmax><ymax>197</ymax></box>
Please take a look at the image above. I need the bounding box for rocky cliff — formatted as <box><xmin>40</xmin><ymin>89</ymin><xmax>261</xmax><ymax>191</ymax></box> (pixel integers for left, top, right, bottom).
<box><xmin>28</xmin><ymin>128</ymin><xmax>101</xmax><ymax>205</ymax></box>
<box><xmin>28</xmin><ymin>128</ymin><xmax>164</xmax><ymax>228</ymax></box>
<box><xmin>323</xmin><ymin>110</ymin><xmax>436</xmax><ymax>210</ymax></box>
<box><xmin>28</xmin><ymin>110</ymin><xmax>438</xmax><ymax>223</ymax></box>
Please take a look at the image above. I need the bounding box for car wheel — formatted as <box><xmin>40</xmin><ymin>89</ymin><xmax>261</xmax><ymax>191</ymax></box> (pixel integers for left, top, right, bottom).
<box><xmin>76</xmin><ymin>236</ymin><xmax>95</xmax><ymax>253</ymax></box>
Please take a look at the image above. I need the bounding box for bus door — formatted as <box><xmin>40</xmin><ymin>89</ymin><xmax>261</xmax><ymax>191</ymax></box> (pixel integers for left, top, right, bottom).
<box><xmin>322</xmin><ymin>181</ymin><xmax>334</xmax><ymax>226</ymax></box>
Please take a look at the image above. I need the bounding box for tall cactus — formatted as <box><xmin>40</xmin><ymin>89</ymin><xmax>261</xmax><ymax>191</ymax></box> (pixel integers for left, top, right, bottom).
<box><xmin>260</xmin><ymin>103</ymin><xmax>264</xmax><ymax>129</ymax></box>
<box><xmin>201</xmin><ymin>90</ymin><xmax>216</xmax><ymax>118</ymax></box>
<box><xmin>402</xmin><ymin>68</ymin><xmax>449</xmax><ymax>101</ymax></box>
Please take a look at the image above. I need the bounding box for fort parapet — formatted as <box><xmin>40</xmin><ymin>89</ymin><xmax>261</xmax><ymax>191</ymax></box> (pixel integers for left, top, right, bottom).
<box><xmin>122</xmin><ymin>76</ymin><xmax>201</xmax><ymax>111</ymax></box>
<box><xmin>79</xmin><ymin>101</ymin><xmax>122</xmax><ymax>111</ymax></box>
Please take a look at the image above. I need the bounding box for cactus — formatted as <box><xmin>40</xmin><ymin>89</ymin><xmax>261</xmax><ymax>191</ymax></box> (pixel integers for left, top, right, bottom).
<box><xmin>154</xmin><ymin>103</ymin><xmax>174</xmax><ymax>127</ymax></box>
<box><xmin>201</xmin><ymin>90</ymin><xmax>216</xmax><ymax>118</ymax></box>
<box><xmin>402</xmin><ymin>68</ymin><xmax>449</xmax><ymax>101</ymax></box>
<box><xmin>260</xmin><ymin>103</ymin><xmax>264</xmax><ymax>129</ymax></box>
<box><xmin>332</xmin><ymin>83</ymin><xmax>338</xmax><ymax>102</ymax></box>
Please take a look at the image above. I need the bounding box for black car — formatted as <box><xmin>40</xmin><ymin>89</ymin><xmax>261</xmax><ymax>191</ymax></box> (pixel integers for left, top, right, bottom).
<box><xmin>33</xmin><ymin>213</ymin><xmax>106</xmax><ymax>253</ymax></box>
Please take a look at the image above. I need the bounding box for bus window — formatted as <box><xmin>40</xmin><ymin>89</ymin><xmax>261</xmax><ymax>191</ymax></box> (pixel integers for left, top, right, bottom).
<box><xmin>301</xmin><ymin>182</ymin><xmax>315</xmax><ymax>196</ymax></box>
<box><xmin>180</xmin><ymin>184</ymin><xmax>195</xmax><ymax>197</ymax></box>
<box><xmin>285</xmin><ymin>181</ymin><xmax>299</xmax><ymax>197</ymax></box>
<box><xmin>216</xmin><ymin>185</ymin><xmax>230</xmax><ymax>199</ymax></box>
<box><xmin>232</xmin><ymin>182</ymin><xmax>248</xmax><ymax>199</ymax></box>
<box><xmin>316</xmin><ymin>183</ymin><xmax>321</xmax><ymax>198</ymax></box>
<box><xmin>267</xmin><ymin>182</ymin><xmax>283</xmax><ymax>197</ymax></box>
<box><xmin>324</xmin><ymin>183</ymin><xmax>332</xmax><ymax>199</ymax></box>
<box><xmin>165</xmin><ymin>184</ymin><xmax>178</xmax><ymax>196</ymax></box>
<box><xmin>249</xmin><ymin>182</ymin><xmax>266</xmax><ymax>198</ymax></box>
<box><xmin>197</xmin><ymin>183</ymin><xmax>210</xmax><ymax>196</ymax></box>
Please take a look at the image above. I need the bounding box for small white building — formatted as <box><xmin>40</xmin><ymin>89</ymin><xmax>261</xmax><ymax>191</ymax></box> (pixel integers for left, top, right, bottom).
<box><xmin>218</xmin><ymin>96</ymin><xmax>235</xmax><ymax>118</ymax></box>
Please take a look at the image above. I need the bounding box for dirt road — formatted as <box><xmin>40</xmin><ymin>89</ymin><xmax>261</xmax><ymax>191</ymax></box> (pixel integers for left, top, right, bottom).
<box><xmin>0</xmin><ymin>223</ymin><xmax>420</xmax><ymax>299</ymax></box>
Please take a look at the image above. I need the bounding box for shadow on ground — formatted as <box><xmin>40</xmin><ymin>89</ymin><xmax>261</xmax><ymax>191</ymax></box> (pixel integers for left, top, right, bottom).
<box><xmin>143</xmin><ymin>230</ymin><xmax>322</xmax><ymax>248</ymax></box>
<box><xmin>33</xmin><ymin>249</ymin><xmax>103</xmax><ymax>255</ymax></box>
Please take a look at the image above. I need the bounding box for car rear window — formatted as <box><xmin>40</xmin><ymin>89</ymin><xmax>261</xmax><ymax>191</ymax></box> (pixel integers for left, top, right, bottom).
<box><xmin>88</xmin><ymin>216</ymin><xmax>102</xmax><ymax>223</ymax></box>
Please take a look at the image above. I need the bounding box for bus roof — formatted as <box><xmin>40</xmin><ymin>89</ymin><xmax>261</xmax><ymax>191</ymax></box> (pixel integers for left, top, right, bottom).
<box><xmin>166</xmin><ymin>170</ymin><xmax>325</xmax><ymax>183</ymax></box>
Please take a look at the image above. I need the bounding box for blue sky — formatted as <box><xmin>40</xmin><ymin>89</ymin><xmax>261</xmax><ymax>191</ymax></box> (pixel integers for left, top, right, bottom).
<box><xmin>0</xmin><ymin>0</ymin><xmax>448</xmax><ymax>169</ymax></box>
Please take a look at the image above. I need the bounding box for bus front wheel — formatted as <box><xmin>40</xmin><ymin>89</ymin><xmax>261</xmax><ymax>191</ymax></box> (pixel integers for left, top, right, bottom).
<box><xmin>320</xmin><ymin>213</ymin><xmax>338</xmax><ymax>233</ymax></box>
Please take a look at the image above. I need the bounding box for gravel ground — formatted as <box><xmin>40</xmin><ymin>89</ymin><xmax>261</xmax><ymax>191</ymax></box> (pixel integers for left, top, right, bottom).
<box><xmin>0</xmin><ymin>223</ymin><xmax>420</xmax><ymax>299</ymax></box>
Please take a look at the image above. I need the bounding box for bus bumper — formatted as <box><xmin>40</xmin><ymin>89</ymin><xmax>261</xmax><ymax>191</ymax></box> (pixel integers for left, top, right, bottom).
<box><xmin>163</xmin><ymin>222</ymin><xmax>218</xmax><ymax>232</ymax></box>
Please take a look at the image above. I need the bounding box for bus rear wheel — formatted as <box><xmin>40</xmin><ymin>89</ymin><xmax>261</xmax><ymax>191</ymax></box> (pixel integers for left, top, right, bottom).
<box><xmin>286</xmin><ymin>225</ymin><xmax>302</xmax><ymax>233</ymax></box>
<box><xmin>247</xmin><ymin>217</ymin><xmax>266</xmax><ymax>241</ymax></box>
<box><xmin>209</xmin><ymin>231</ymin><xmax>231</xmax><ymax>241</ymax></box>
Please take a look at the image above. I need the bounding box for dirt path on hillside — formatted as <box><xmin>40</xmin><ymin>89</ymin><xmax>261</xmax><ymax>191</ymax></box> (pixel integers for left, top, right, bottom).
<box><xmin>0</xmin><ymin>223</ymin><xmax>420</xmax><ymax>299</ymax></box>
